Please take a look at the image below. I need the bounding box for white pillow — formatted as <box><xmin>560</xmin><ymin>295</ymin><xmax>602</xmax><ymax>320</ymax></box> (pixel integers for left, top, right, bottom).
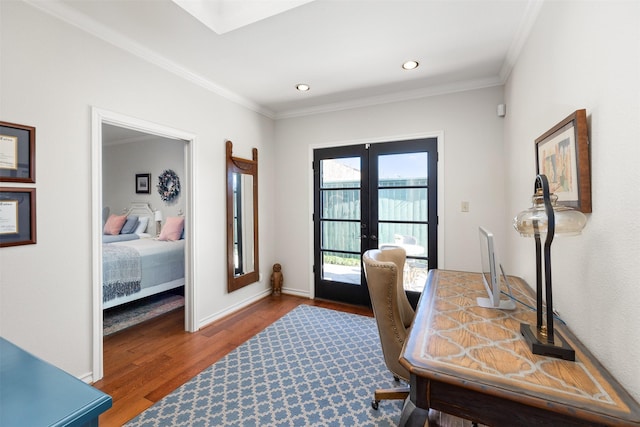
<box><xmin>134</xmin><ymin>217</ymin><xmax>149</xmax><ymax>234</ymax></box>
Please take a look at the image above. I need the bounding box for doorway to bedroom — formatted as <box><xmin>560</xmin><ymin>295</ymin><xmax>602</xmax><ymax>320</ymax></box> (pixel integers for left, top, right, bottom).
<box><xmin>92</xmin><ymin>108</ymin><xmax>196</xmax><ymax>382</ymax></box>
<box><xmin>102</xmin><ymin>124</ymin><xmax>186</xmax><ymax>336</ymax></box>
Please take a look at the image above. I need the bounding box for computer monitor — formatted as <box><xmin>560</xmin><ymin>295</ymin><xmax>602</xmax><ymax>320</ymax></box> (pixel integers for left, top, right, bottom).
<box><xmin>478</xmin><ymin>226</ymin><xmax>516</xmax><ymax>310</ymax></box>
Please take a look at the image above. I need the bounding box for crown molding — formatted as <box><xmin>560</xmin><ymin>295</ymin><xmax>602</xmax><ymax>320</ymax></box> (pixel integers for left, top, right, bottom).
<box><xmin>24</xmin><ymin>0</ymin><xmax>542</xmax><ymax>122</ymax></box>
<box><xmin>24</xmin><ymin>0</ymin><xmax>277</xmax><ymax>119</ymax></box>
<box><xmin>499</xmin><ymin>0</ymin><xmax>544</xmax><ymax>83</ymax></box>
<box><xmin>274</xmin><ymin>76</ymin><xmax>504</xmax><ymax>120</ymax></box>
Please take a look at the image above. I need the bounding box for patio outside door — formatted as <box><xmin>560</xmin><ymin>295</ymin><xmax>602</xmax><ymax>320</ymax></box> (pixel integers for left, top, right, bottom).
<box><xmin>313</xmin><ymin>138</ymin><xmax>437</xmax><ymax>306</ymax></box>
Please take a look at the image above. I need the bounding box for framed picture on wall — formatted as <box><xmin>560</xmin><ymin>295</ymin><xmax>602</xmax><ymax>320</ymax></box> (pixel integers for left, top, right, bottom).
<box><xmin>0</xmin><ymin>121</ymin><xmax>36</xmax><ymax>183</ymax></box>
<box><xmin>0</xmin><ymin>187</ymin><xmax>36</xmax><ymax>247</ymax></box>
<box><xmin>535</xmin><ymin>109</ymin><xmax>591</xmax><ymax>213</ymax></box>
<box><xmin>136</xmin><ymin>173</ymin><xmax>151</xmax><ymax>194</ymax></box>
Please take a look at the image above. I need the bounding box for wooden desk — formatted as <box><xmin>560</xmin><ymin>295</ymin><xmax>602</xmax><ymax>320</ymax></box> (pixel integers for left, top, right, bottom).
<box><xmin>0</xmin><ymin>338</ymin><xmax>112</xmax><ymax>426</ymax></box>
<box><xmin>399</xmin><ymin>270</ymin><xmax>640</xmax><ymax>426</ymax></box>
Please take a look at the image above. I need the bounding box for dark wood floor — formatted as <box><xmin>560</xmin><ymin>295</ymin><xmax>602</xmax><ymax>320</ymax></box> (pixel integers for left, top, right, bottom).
<box><xmin>94</xmin><ymin>295</ymin><xmax>373</xmax><ymax>426</ymax></box>
<box><xmin>94</xmin><ymin>294</ymin><xmax>477</xmax><ymax>427</ymax></box>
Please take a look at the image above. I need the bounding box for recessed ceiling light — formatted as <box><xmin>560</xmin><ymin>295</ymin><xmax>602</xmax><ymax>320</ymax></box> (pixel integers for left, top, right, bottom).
<box><xmin>402</xmin><ymin>60</ymin><xmax>419</xmax><ymax>70</ymax></box>
<box><xmin>296</xmin><ymin>83</ymin><xmax>310</xmax><ymax>92</ymax></box>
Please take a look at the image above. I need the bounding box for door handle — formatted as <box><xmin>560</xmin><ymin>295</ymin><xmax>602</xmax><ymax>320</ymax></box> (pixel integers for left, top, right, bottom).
<box><xmin>370</xmin><ymin>235</ymin><xmax>378</xmax><ymax>241</ymax></box>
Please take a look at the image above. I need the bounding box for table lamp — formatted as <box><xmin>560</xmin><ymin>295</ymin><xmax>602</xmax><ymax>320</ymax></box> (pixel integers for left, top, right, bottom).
<box><xmin>513</xmin><ymin>174</ymin><xmax>587</xmax><ymax>360</ymax></box>
<box><xmin>155</xmin><ymin>210</ymin><xmax>163</xmax><ymax>237</ymax></box>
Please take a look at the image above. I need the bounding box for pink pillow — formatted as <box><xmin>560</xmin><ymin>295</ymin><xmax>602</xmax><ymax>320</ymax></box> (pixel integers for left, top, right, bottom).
<box><xmin>103</xmin><ymin>214</ymin><xmax>127</xmax><ymax>235</ymax></box>
<box><xmin>158</xmin><ymin>216</ymin><xmax>184</xmax><ymax>241</ymax></box>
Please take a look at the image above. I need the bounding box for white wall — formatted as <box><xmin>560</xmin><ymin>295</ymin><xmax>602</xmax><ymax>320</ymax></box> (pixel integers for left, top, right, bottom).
<box><xmin>503</xmin><ymin>1</ymin><xmax>640</xmax><ymax>400</ymax></box>
<box><xmin>3</xmin><ymin>0</ymin><xmax>638</xmax><ymax>404</ymax></box>
<box><xmin>0</xmin><ymin>1</ymin><xmax>275</xmax><ymax>379</ymax></box>
<box><xmin>103</xmin><ymin>138</ymin><xmax>186</xmax><ymax>226</ymax></box>
<box><xmin>274</xmin><ymin>86</ymin><xmax>507</xmax><ymax>297</ymax></box>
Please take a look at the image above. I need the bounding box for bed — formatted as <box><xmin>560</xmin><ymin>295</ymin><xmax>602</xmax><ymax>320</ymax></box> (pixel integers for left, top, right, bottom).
<box><xmin>102</xmin><ymin>202</ymin><xmax>185</xmax><ymax>309</ymax></box>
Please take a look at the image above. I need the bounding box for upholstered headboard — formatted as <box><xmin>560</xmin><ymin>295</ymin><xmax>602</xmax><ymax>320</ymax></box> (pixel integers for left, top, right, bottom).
<box><xmin>124</xmin><ymin>202</ymin><xmax>155</xmax><ymax>234</ymax></box>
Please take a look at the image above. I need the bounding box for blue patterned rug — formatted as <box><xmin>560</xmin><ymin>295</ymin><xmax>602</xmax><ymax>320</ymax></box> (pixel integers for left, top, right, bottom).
<box><xmin>125</xmin><ymin>305</ymin><xmax>404</xmax><ymax>426</ymax></box>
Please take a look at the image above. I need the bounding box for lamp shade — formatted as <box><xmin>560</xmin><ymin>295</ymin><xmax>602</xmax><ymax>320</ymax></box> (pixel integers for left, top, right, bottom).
<box><xmin>513</xmin><ymin>188</ymin><xmax>587</xmax><ymax>237</ymax></box>
<box><xmin>154</xmin><ymin>210</ymin><xmax>163</xmax><ymax>222</ymax></box>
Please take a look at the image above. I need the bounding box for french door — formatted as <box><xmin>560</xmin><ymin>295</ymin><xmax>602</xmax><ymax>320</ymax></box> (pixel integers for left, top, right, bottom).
<box><xmin>313</xmin><ymin>138</ymin><xmax>438</xmax><ymax>306</ymax></box>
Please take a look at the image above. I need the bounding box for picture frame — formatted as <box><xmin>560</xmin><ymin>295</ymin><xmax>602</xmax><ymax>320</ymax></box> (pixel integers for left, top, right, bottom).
<box><xmin>0</xmin><ymin>121</ymin><xmax>36</xmax><ymax>183</ymax></box>
<box><xmin>136</xmin><ymin>173</ymin><xmax>151</xmax><ymax>194</ymax></box>
<box><xmin>535</xmin><ymin>109</ymin><xmax>591</xmax><ymax>213</ymax></box>
<box><xmin>0</xmin><ymin>187</ymin><xmax>36</xmax><ymax>247</ymax></box>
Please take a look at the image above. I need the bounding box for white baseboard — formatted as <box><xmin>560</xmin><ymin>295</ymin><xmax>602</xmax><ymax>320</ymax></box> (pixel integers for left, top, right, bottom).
<box><xmin>197</xmin><ymin>287</ymin><xmax>312</xmax><ymax>329</ymax></box>
<box><xmin>197</xmin><ymin>289</ymin><xmax>272</xmax><ymax>329</ymax></box>
<box><xmin>79</xmin><ymin>372</ymin><xmax>94</xmax><ymax>384</ymax></box>
<box><xmin>281</xmin><ymin>287</ymin><xmax>310</xmax><ymax>298</ymax></box>
<box><xmin>84</xmin><ymin>287</ymin><xmax>313</xmax><ymax>382</ymax></box>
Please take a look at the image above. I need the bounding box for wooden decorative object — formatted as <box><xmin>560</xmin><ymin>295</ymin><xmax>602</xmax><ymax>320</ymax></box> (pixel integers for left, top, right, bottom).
<box><xmin>226</xmin><ymin>140</ymin><xmax>259</xmax><ymax>292</ymax></box>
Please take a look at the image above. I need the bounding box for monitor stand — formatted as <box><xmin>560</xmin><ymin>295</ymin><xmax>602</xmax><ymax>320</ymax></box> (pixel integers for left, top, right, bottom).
<box><xmin>476</xmin><ymin>264</ymin><xmax>517</xmax><ymax>310</ymax></box>
<box><xmin>477</xmin><ymin>296</ymin><xmax>516</xmax><ymax>310</ymax></box>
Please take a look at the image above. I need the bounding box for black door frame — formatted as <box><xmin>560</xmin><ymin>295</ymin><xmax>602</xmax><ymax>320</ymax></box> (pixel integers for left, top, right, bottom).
<box><xmin>313</xmin><ymin>144</ymin><xmax>370</xmax><ymax>305</ymax></box>
<box><xmin>313</xmin><ymin>137</ymin><xmax>438</xmax><ymax>306</ymax></box>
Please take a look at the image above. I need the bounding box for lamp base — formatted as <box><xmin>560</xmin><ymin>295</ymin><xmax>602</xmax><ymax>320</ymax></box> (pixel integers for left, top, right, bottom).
<box><xmin>520</xmin><ymin>323</ymin><xmax>575</xmax><ymax>361</ymax></box>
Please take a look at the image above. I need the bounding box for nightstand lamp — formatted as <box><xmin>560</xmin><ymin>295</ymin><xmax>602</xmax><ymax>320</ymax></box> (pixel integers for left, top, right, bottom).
<box><xmin>513</xmin><ymin>174</ymin><xmax>587</xmax><ymax>361</ymax></box>
<box><xmin>154</xmin><ymin>210</ymin><xmax>163</xmax><ymax>237</ymax></box>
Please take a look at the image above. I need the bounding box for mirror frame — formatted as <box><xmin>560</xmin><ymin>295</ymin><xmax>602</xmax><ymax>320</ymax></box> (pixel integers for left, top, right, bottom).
<box><xmin>226</xmin><ymin>140</ymin><xmax>259</xmax><ymax>292</ymax></box>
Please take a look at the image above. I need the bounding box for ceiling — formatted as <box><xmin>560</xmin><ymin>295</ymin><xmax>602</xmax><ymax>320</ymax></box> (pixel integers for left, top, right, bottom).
<box><xmin>29</xmin><ymin>0</ymin><xmax>542</xmax><ymax>119</ymax></box>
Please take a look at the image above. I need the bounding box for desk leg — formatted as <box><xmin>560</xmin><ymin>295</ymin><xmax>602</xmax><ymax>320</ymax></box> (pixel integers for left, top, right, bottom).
<box><xmin>398</xmin><ymin>396</ymin><xmax>429</xmax><ymax>427</ymax></box>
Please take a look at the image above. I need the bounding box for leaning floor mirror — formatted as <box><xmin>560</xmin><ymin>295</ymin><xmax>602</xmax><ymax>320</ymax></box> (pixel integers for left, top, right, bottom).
<box><xmin>226</xmin><ymin>140</ymin><xmax>259</xmax><ymax>292</ymax></box>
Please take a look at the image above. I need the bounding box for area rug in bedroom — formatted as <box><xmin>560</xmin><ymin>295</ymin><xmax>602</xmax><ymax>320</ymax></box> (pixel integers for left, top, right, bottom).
<box><xmin>103</xmin><ymin>292</ymin><xmax>184</xmax><ymax>336</ymax></box>
<box><xmin>125</xmin><ymin>305</ymin><xmax>404</xmax><ymax>426</ymax></box>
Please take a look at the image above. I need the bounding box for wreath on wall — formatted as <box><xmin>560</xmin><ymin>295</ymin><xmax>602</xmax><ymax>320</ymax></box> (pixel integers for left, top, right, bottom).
<box><xmin>157</xmin><ymin>169</ymin><xmax>181</xmax><ymax>202</ymax></box>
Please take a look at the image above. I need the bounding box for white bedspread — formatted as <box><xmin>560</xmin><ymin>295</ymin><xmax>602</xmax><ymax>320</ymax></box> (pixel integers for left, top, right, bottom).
<box><xmin>108</xmin><ymin>238</ymin><xmax>185</xmax><ymax>291</ymax></box>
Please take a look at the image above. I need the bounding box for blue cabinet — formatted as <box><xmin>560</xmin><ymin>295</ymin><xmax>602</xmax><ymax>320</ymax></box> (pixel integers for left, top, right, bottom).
<box><xmin>0</xmin><ymin>338</ymin><xmax>112</xmax><ymax>426</ymax></box>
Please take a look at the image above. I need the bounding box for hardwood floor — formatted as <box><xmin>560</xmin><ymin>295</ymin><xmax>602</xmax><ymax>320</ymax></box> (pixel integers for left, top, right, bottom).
<box><xmin>94</xmin><ymin>295</ymin><xmax>372</xmax><ymax>426</ymax></box>
<box><xmin>94</xmin><ymin>294</ymin><xmax>477</xmax><ymax>427</ymax></box>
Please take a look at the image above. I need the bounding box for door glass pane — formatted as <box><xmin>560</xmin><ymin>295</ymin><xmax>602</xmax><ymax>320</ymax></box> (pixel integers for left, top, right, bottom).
<box><xmin>321</xmin><ymin>158</ymin><xmax>361</xmax><ymax>188</ymax></box>
<box><xmin>378</xmin><ymin>223</ymin><xmax>428</xmax><ymax>254</ymax></box>
<box><xmin>318</xmin><ymin>154</ymin><xmax>363</xmax><ymax>289</ymax></box>
<box><xmin>403</xmin><ymin>258</ymin><xmax>429</xmax><ymax>293</ymax></box>
<box><xmin>321</xmin><ymin>189</ymin><xmax>360</xmax><ymax>220</ymax></box>
<box><xmin>378</xmin><ymin>223</ymin><xmax>429</xmax><ymax>292</ymax></box>
<box><xmin>378</xmin><ymin>188</ymin><xmax>428</xmax><ymax>221</ymax></box>
<box><xmin>321</xmin><ymin>221</ymin><xmax>360</xmax><ymax>252</ymax></box>
<box><xmin>378</xmin><ymin>153</ymin><xmax>428</xmax><ymax>185</ymax></box>
<box><xmin>321</xmin><ymin>251</ymin><xmax>361</xmax><ymax>285</ymax></box>
<box><xmin>377</xmin><ymin>151</ymin><xmax>430</xmax><ymax>292</ymax></box>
